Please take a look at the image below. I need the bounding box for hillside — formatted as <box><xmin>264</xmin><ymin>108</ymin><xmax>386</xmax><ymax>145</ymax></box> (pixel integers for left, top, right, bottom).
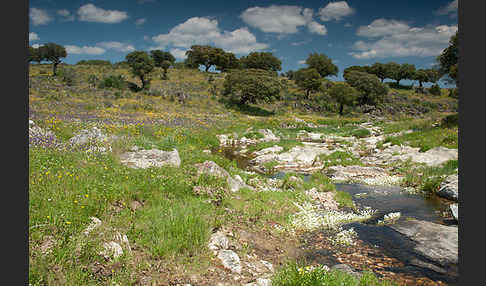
<box><xmin>29</xmin><ymin>64</ymin><xmax>458</xmax><ymax>286</ymax></box>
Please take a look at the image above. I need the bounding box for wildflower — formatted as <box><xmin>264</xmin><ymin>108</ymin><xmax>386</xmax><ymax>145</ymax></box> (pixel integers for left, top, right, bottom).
<box><xmin>46</xmin><ymin>216</ymin><xmax>50</xmax><ymax>219</ymax></box>
<box><xmin>66</xmin><ymin>221</ymin><xmax>71</xmax><ymax>225</ymax></box>
<box><xmin>85</xmin><ymin>194</ymin><xmax>89</xmax><ymax>198</ymax></box>
<box><xmin>74</xmin><ymin>200</ymin><xmax>78</xmax><ymax>204</ymax></box>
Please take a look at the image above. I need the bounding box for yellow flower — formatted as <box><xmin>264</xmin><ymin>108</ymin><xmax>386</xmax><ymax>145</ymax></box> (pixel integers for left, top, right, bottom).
<box><xmin>66</xmin><ymin>221</ymin><xmax>71</xmax><ymax>224</ymax></box>
<box><xmin>74</xmin><ymin>200</ymin><xmax>78</xmax><ymax>204</ymax></box>
<box><xmin>85</xmin><ymin>194</ymin><xmax>89</xmax><ymax>198</ymax></box>
<box><xmin>46</xmin><ymin>216</ymin><xmax>50</xmax><ymax>219</ymax></box>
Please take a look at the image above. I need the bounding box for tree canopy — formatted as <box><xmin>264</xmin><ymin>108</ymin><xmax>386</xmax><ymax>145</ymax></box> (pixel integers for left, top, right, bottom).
<box><xmin>344</xmin><ymin>71</ymin><xmax>388</xmax><ymax>106</ymax></box>
<box><xmin>223</xmin><ymin>68</ymin><xmax>282</xmax><ymax>105</ymax></box>
<box><xmin>293</xmin><ymin>68</ymin><xmax>322</xmax><ymax>98</ymax></box>
<box><xmin>125</xmin><ymin>51</ymin><xmax>155</xmax><ymax>90</ymax></box>
<box><xmin>240</xmin><ymin>52</ymin><xmax>282</xmax><ymax>72</ymax></box>
<box><xmin>305</xmin><ymin>53</ymin><xmax>338</xmax><ymax>78</ymax></box>
<box><xmin>329</xmin><ymin>82</ymin><xmax>359</xmax><ymax>115</ymax></box>
<box><xmin>437</xmin><ymin>31</ymin><xmax>458</xmax><ymax>84</ymax></box>
<box><xmin>39</xmin><ymin>43</ymin><xmax>67</xmax><ymax>75</ymax></box>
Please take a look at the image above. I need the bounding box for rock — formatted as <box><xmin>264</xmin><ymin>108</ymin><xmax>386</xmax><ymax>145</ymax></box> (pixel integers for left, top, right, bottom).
<box><xmin>326</xmin><ymin>165</ymin><xmax>402</xmax><ymax>185</ymax></box>
<box><xmin>203</xmin><ymin>149</ymin><xmax>211</xmax><ymax>154</ymax></box>
<box><xmin>253</xmin><ymin>145</ymin><xmax>283</xmax><ymax>156</ymax></box>
<box><xmin>83</xmin><ymin>217</ymin><xmax>102</xmax><ymax>235</ymax></box>
<box><xmin>390</xmin><ymin>220</ymin><xmax>458</xmax><ymax>266</ymax></box>
<box><xmin>208</xmin><ymin>231</ymin><xmax>230</xmax><ymax>252</ymax></box>
<box><xmin>437</xmin><ymin>174</ymin><xmax>459</xmax><ymax>202</ymax></box>
<box><xmin>120</xmin><ymin>148</ymin><xmax>181</xmax><ymax>169</ymax></box>
<box><xmin>195</xmin><ymin>161</ymin><xmax>253</xmax><ymax>192</ymax></box>
<box><xmin>217</xmin><ymin>250</ymin><xmax>242</xmax><ymax>274</ymax></box>
<box><xmin>258</xmin><ymin>129</ymin><xmax>279</xmax><ymax>142</ymax></box>
<box><xmin>251</xmin><ymin>143</ymin><xmax>332</xmax><ymax>172</ymax></box>
<box><xmin>100</xmin><ymin>241</ymin><xmax>124</xmax><ymax>259</ymax></box>
<box><xmin>297</xmin><ymin>130</ymin><xmax>323</xmax><ymax>141</ymax></box>
<box><xmin>69</xmin><ymin>127</ymin><xmax>108</xmax><ymax>146</ymax></box>
<box><xmin>255</xmin><ymin>278</ymin><xmax>272</xmax><ymax>286</ymax></box>
<box><xmin>449</xmin><ymin>203</ymin><xmax>458</xmax><ymax>221</ymax></box>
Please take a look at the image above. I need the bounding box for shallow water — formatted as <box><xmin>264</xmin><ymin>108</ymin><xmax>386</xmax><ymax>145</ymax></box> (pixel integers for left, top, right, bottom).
<box><xmin>334</xmin><ymin>183</ymin><xmax>451</xmax><ymax>224</ymax></box>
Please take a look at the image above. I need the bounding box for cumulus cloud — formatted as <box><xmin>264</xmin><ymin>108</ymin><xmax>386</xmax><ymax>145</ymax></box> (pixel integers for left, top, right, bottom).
<box><xmin>77</xmin><ymin>4</ymin><xmax>128</xmax><ymax>23</ymax></box>
<box><xmin>29</xmin><ymin>32</ymin><xmax>39</xmax><ymax>42</ymax></box>
<box><xmin>297</xmin><ymin>60</ymin><xmax>306</xmax><ymax>65</ymax></box>
<box><xmin>436</xmin><ymin>0</ymin><xmax>458</xmax><ymax>17</ymax></box>
<box><xmin>65</xmin><ymin>45</ymin><xmax>106</xmax><ymax>55</ymax></box>
<box><xmin>97</xmin><ymin>41</ymin><xmax>135</xmax><ymax>52</ymax></box>
<box><xmin>30</xmin><ymin>8</ymin><xmax>52</xmax><ymax>25</ymax></box>
<box><xmin>350</xmin><ymin>19</ymin><xmax>458</xmax><ymax>59</ymax></box>
<box><xmin>307</xmin><ymin>21</ymin><xmax>327</xmax><ymax>35</ymax></box>
<box><xmin>240</xmin><ymin>5</ymin><xmax>322</xmax><ymax>35</ymax></box>
<box><xmin>318</xmin><ymin>1</ymin><xmax>354</xmax><ymax>22</ymax></box>
<box><xmin>135</xmin><ymin>18</ymin><xmax>146</xmax><ymax>26</ymax></box>
<box><xmin>32</xmin><ymin>44</ymin><xmax>44</xmax><ymax>49</ymax></box>
<box><xmin>151</xmin><ymin>17</ymin><xmax>268</xmax><ymax>55</ymax></box>
<box><xmin>57</xmin><ymin>9</ymin><xmax>75</xmax><ymax>21</ymax></box>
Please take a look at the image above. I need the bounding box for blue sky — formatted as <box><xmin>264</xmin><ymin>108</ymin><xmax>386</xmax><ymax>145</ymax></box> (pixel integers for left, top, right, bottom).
<box><xmin>29</xmin><ymin>0</ymin><xmax>458</xmax><ymax>86</ymax></box>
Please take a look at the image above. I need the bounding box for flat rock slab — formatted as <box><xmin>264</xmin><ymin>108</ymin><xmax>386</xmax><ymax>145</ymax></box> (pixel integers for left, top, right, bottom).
<box><xmin>251</xmin><ymin>143</ymin><xmax>333</xmax><ymax>171</ymax></box>
<box><xmin>449</xmin><ymin>203</ymin><xmax>458</xmax><ymax>221</ymax></box>
<box><xmin>437</xmin><ymin>174</ymin><xmax>458</xmax><ymax>202</ymax></box>
<box><xmin>390</xmin><ymin>220</ymin><xmax>458</xmax><ymax>267</ymax></box>
<box><xmin>120</xmin><ymin>149</ymin><xmax>181</xmax><ymax>169</ymax></box>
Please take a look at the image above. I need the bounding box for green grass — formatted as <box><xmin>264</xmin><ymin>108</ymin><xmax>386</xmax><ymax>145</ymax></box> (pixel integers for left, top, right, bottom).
<box><xmin>400</xmin><ymin>159</ymin><xmax>458</xmax><ymax>193</ymax></box>
<box><xmin>319</xmin><ymin>151</ymin><xmax>362</xmax><ymax>168</ymax></box>
<box><xmin>272</xmin><ymin>261</ymin><xmax>398</xmax><ymax>286</ymax></box>
<box><xmin>382</xmin><ymin>127</ymin><xmax>457</xmax><ymax>151</ymax></box>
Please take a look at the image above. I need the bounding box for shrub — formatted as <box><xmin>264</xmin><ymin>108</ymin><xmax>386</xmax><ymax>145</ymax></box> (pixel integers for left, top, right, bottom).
<box><xmin>429</xmin><ymin>84</ymin><xmax>441</xmax><ymax>96</ymax></box>
<box><xmin>98</xmin><ymin>74</ymin><xmax>127</xmax><ymax>90</ymax></box>
<box><xmin>441</xmin><ymin>113</ymin><xmax>459</xmax><ymax>128</ymax></box>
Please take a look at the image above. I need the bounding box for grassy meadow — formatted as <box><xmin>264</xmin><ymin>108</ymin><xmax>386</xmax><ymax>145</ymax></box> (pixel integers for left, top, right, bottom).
<box><xmin>28</xmin><ymin>63</ymin><xmax>458</xmax><ymax>285</ymax></box>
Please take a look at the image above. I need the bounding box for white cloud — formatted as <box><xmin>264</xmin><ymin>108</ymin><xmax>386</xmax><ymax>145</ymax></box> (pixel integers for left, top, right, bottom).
<box><xmin>151</xmin><ymin>17</ymin><xmax>268</xmax><ymax>55</ymax></box>
<box><xmin>57</xmin><ymin>9</ymin><xmax>75</xmax><ymax>21</ymax></box>
<box><xmin>97</xmin><ymin>41</ymin><xmax>135</xmax><ymax>52</ymax></box>
<box><xmin>170</xmin><ymin>48</ymin><xmax>188</xmax><ymax>60</ymax></box>
<box><xmin>65</xmin><ymin>45</ymin><xmax>106</xmax><ymax>55</ymax></box>
<box><xmin>240</xmin><ymin>5</ymin><xmax>314</xmax><ymax>34</ymax></box>
<box><xmin>30</xmin><ymin>8</ymin><xmax>52</xmax><ymax>25</ymax></box>
<box><xmin>29</xmin><ymin>32</ymin><xmax>39</xmax><ymax>42</ymax></box>
<box><xmin>77</xmin><ymin>4</ymin><xmax>128</xmax><ymax>24</ymax></box>
<box><xmin>135</xmin><ymin>18</ymin><xmax>146</xmax><ymax>26</ymax></box>
<box><xmin>32</xmin><ymin>44</ymin><xmax>44</xmax><ymax>49</ymax></box>
<box><xmin>318</xmin><ymin>1</ymin><xmax>354</xmax><ymax>22</ymax></box>
<box><xmin>350</xmin><ymin>19</ymin><xmax>458</xmax><ymax>59</ymax></box>
<box><xmin>356</xmin><ymin>18</ymin><xmax>410</xmax><ymax>37</ymax></box>
<box><xmin>297</xmin><ymin>60</ymin><xmax>306</xmax><ymax>65</ymax></box>
<box><xmin>436</xmin><ymin>0</ymin><xmax>458</xmax><ymax>17</ymax></box>
<box><xmin>307</xmin><ymin>21</ymin><xmax>327</xmax><ymax>35</ymax></box>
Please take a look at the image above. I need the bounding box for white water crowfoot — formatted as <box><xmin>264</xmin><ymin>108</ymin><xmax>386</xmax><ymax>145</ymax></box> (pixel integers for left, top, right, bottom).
<box><xmin>377</xmin><ymin>212</ymin><xmax>401</xmax><ymax>225</ymax></box>
<box><xmin>280</xmin><ymin>202</ymin><xmax>376</xmax><ymax>232</ymax></box>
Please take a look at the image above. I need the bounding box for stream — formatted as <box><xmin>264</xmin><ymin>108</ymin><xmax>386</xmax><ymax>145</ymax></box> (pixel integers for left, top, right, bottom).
<box><xmin>216</xmin><ymin>145</ymin><xmax>458</xmax><ymax>285</ymax></box>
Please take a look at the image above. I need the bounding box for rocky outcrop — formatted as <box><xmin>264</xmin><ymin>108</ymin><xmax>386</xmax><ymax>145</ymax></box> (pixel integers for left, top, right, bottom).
<box><xmin>120</xmin><ymin>148</ymin><xmax>181</xmax><ymax>169</ymax></box>
<box><xmin>390</xmin><ymin>220</ymin><xmax>458</xmax><ymax>270</ymax></box>
<box><xmin>437</xmin><ymin>174</ymin><xmax>458</xmax><ymax>202</ymax></box>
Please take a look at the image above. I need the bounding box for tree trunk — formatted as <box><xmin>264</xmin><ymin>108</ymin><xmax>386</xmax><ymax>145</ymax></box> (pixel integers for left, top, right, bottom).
<box><xmin>140</xmin><ymin>75</ymin><xmax>146</xmax><ymax>90</ymax></box>
<box><xmin>306</xmin><ymin>89</ymin><xmax>310</xmax><ymax>99</ymax></box>
<box><xmin>339</xmin><ymin>103</ymin><xmax>344</xmax><ymax>115</ymax></box>
<box><xmin>396</xmin><ymin>79</ymin><xmax>401</xmax><ymax>86</ymax></box>
<box><xmin>53</xmin><ymin>62</ymin><xmax>58</xmax><ymax>76</ymax></box>
<box><xmin>205</xmin><ymin>65</ymin><xmax>210</xmax><ymax>72</ymax></box>
<box><xmin>419</xmin><ymin>81</ymin><xmax>423</xmax><ymax>88</ymax></box>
